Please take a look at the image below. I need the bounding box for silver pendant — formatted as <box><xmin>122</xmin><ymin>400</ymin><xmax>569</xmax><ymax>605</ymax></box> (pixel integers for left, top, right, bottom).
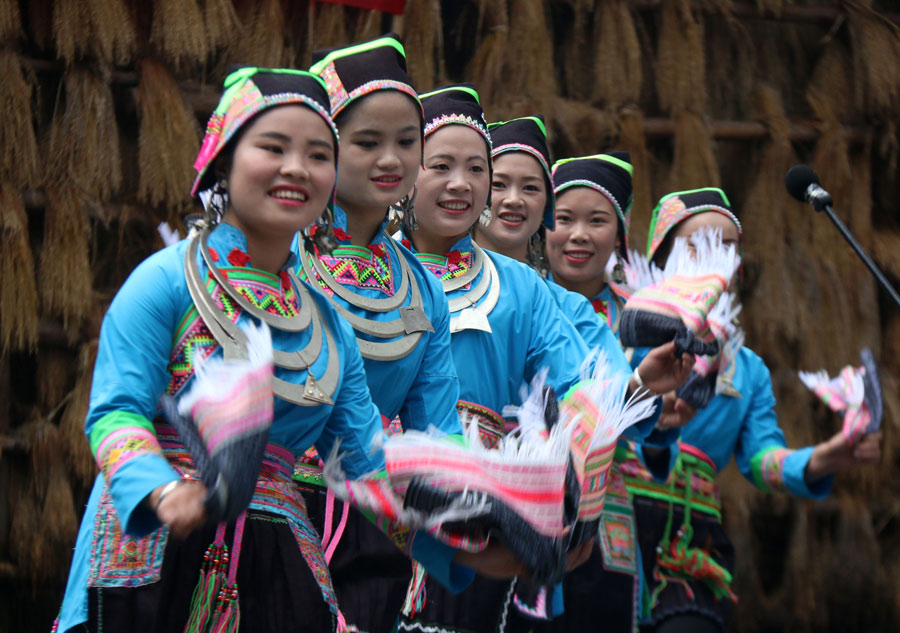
<box><xmin>399</xmin><ymin>305</ymin><xmax>435</xmax><ymax>334</ymax></box>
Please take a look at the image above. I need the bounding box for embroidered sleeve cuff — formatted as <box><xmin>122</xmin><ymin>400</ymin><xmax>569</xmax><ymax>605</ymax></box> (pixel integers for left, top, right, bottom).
<box><xmin>110</xmin><ymin>454</ymin><xmax>180</xmax><ymax>536</ymax></box>
<box><xmin>783</xmin><ymin>446</ymin><xmax>833</xmax><ymax>499</ymax></box>
<box><xmin>409</xmin><ymin>531</ymin><xmax>476</xmax><ymax>594</ymax></box>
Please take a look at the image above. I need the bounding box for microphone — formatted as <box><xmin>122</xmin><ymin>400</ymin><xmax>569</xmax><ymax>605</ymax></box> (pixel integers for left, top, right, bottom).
<box><xmin>784</xmin><ymin>165</ymin><xmax>833</xmax><ymax>212</ymax></box>
<box><xmin>784</xmin><ymin>165</ymin><xmax>900</xmax><ymax>310</ymax></box>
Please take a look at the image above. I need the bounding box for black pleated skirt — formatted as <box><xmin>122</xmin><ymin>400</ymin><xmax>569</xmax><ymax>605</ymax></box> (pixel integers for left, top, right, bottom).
<box><xmin>301</xmin><ymin>482</ymin><xmax>414</xmax><ymax>633</ymax></box>
<box><xmin>85</xmin><ymin>511</ymin><xmax>336</xmax><ymax>633</ymax></box>
<box><xmin>633</xmin><ymin>496</ymin><xmax>735</xmax><ymax>629</ymax></box>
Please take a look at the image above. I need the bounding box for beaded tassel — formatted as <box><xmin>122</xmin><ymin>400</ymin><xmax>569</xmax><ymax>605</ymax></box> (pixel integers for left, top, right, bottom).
<box><xmin>184</xmin><ymin>528</ymin><xmax>228</xmax><ymax>633</ymax></box>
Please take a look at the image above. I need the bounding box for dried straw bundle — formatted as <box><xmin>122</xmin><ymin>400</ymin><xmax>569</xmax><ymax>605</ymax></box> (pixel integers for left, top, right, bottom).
<box><xmin>667</xmin><ymin>110</ymin><xmax>719</xmax><ymax>192</ymax></box>
<box><xmin>591</xmin><ymin>0</ymin><xmax>642</xmax><ymax>109</ymax></box>
<box><xmin>39</xmin><ymin>188</ymin><xmax>93</xmax><ymax>336</ymax></box>
<box><xmin>150</xmin><ymin>0</ymin><xmax>209</xmax><ymax>68</ymax></box>
<box><xmin>9</xmin><ymin>475</ymin><xmax>49</xmax><ymax>583</ymax></box>
<box><xmin>52</xmin><ymin>0</ymin><xmax>92</xmax><ymax>63</ymax></box>
<box><xmin>464</xmin><ymin>0</ymin><xmax>509</xmax><ymax>109</ymax></box>
<box><xmin>12</xmin><ymin>418</ymin><xmax>78</xmax><ymax>582</ymax></box>
<box><xmin>86</xmin><ymin>0</ymin><xmax>137</xmax><ymax>65</ymax></box>
<box><xmin>46</xmin><ymin>67</ymin><xmax>122</xmax><ymax>201</ymax></box>
<box><xmin>204</xmin><ymin>0</ymin><xmax>242</xmax><ymax>55</ymax></box>
<box><xmin>617</xmin><ymin>106</ymin><xmax>653</xmax><ymax>250</ymax></box>
<box><xmin>704</xmin><ymin>10</ymin><xmax>755</xmax><ymax>120</ymax></box>
<box><xmin>37</xmin><ymin>348</ymin><xmax>72</xmax><ymax>412</ymax></box>
<box><xmin>0</xmin><ymin>183</ymin><xmax>38</xmax><ymax>352</ymax></box>
<box><xmin>308</xmin><ymin>1</ymin><xmax>349</xmax><ymax>52</ymax></box>
<box><xmin>504</xmin><ymin>0</ymin><xmax>556</xmax><ymax>112</ymax></box>
<box><xmin>227</xmin><ymin>0</ymin><xmax>286</xmax><ymax>67</ymax></box>
<box><xmin>351</xmin><ymin>5</ymin><xmax>382</xmax><ymax>43</ymax></box>
<box><xmin>656</xmin><ymin>0</ymin><xmax>706</xmax><ymax>114</ymax></box>
<box><xmin>42</xmin><ymin>459</ymin><xmax>79</xmax><ymax>548</ymax></box>
<box><xmin>402</xmin><ymin>0</ymin><xmax>443</xmax><ymax>90</ymax></box>
<box><xmin>872</xmin><ymin>217</ymin><xmax>900</xmax><ymax>279</ymax></box>
<box><xmin>0</xmin><ymin>50</ymin><xmax>39</xmax><ymax>189</ymax></box>
<box><xmin>60</xmin><ymin>340</ymin><xmax>99</xmax><ymax>486</ymax></box>
<box><xmin>845</xmin><ymin>0</ymin><xmax>900</xmax><ymax>120</ymax></box>
<box><xmin>547</xmin><ymin>96</ymin><xmax>615</xmax><ymax>159</ymax></box>
<box><xmin>137</xmin><ymin>58</ymin><xmax>200</xmax><ymax>210</ymax></box>
<box><xmin>0</xmin><ymin>0</ymin><xmax>21</xmax><ymax>41</ymax></box>
<box><xmin>738</xmin><ymin>86</ymin><xmax>802</xmax><ymax>368</ymax></box>
<box><xmin>554</xmin><ymin>0</ymin><xmax>590</xmax><ymax>101</ymax></box>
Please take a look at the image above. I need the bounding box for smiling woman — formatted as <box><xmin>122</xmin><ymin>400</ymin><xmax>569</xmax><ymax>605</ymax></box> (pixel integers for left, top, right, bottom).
<box><xmin>220</xmin><ymin>105</ymin><xmax>336</xmax><ymax>274</ymax></box>
<box><xmin>291</xmin><ymin>34</ymin><xmax>470</xmax><ymax>633</ymax></box>
<box><xmin>397</xmin><ymin>84</ymin><xmax>695</xmax><ymax>633</ymax></box>
<box><xmin>51</xmin><ymin>66</ymin><xmax>431</xmax><ymax>633</ymax></box>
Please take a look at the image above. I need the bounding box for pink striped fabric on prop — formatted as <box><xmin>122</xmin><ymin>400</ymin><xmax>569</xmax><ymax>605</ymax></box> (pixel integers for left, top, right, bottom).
<box><xmin>619</xmin><ymin>227</ymin><xmax>740</xmax><ymax>357</ymax></box>
<box><xmin>798</xmin><ymin>348</ymin><xmax>883</xmax><ymax>444</ymax></box>
<box><xmin>559</xmin><ymin>350</ymin><xmax>658</xmax><ymax>523</ymax></box>
<box><xmin>162</xmin><ymin>321</ymin><xmax>274</xmax><ymax>523</ymax></box>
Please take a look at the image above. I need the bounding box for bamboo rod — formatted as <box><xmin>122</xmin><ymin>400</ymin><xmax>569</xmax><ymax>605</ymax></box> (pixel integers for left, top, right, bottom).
<box><xmin>630</xmin><ymin>0</ymin><xmax>900</xmax><ymax>26</ymax></box>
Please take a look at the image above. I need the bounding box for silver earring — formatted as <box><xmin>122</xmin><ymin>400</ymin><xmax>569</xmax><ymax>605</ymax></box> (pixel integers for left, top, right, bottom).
<box><xmin>478</xmin><ymin>205</ymin><xmax>492</xmax><ymax>227</ymax></box>
<box><xmin>392</xmin><ymin>184</ymin><xmax>418</xmax><ymax>232</ymax></box>
<box><xmin>612</xmin><ymin>252</ymin><xmax>627</xmax><ymax>284</ymax></box>
<box><xmin>527</xmin><ymin>231</ymin><xmax>548</xmax><ymax>276</ymax></box>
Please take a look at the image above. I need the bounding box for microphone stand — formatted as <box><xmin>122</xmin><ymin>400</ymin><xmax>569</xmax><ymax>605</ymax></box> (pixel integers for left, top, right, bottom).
<box><xmin>818</xmin><ymin>202</ymin><xmax>900</xmax><ymax>311</ymax></box>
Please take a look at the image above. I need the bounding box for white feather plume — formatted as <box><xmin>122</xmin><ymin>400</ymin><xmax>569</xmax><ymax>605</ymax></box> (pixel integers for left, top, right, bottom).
<box><xmin>177</xmin><ymin>320</ymin><xmax>274</xmax><ymax>416</ymax></box>
<box><xmin>157</xmin><ymin>221</ymin><xmax>181</xmax><ymax>248</ymax></box>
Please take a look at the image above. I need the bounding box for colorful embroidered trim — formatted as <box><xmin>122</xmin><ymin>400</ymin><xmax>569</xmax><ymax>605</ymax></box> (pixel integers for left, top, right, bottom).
<box><xmin>193</xmin><ymin>76</ymin><xmax>338</xmax><ymax>196</ymax></box>
<box><xmin>167</xmin><ymin>266</ymin><xmax>298</xmax><ymax>395</ymax></box>
<box><xmin>492</xmin><ymin>143</ymin><xmax>551</xmax><ymax>180</ymax></box>
<box><xmin>90</xmin><ymin>411</ymin><xmax>163</xmax><ymax>482</ymax></box>
<box><xmin>88</xmin><ymin>487</ymin><xmax>169</xmax><ymax>588</ymax></box>
<box><xmin>618</xmin><ymin>443</ymin><xmax>722</xmax><ymax>520</ymax></box>
<box><xmin>416</xmin><ymin>251</ymin><xmax>474</xmax><ymax>285</ymax></box>
<box><xmin>750</xmin><ymin>447</ymin><xmax>795</xmax><ymax>494</ymax></box>
<box><xmin>457</xmin><ymin>400</ymin><xmax>506</xmax><ymax>449</ymax></box>
<box><xmin>424</xmin><ymin>113</ymin><xmax>491</xmax><ymax>148</ymax></box>
<box><xmin>316</xmin><ymin>244</ymin><xmax>396</xmax><ymax>296</ymax></box>
<box><xmin>647</xmin><ymin>195</ymin><xmax>742</xmax><ymax>260</ymax></box>
<box><xmin>597</xmin><ymin>467</ymin><xmax>639</xmax><ymax>575</ymax></box>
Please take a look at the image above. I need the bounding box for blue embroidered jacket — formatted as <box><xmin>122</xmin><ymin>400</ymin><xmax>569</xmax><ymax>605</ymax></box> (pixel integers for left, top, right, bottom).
<box><xmin>56</xmin><ymin>223</ymin><xmax>472</xmax><ymax>633</ymax></box>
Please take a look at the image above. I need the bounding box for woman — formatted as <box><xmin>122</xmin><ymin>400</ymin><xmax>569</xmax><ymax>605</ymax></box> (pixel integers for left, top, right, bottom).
<box><xmin>293</xmin><ymin>35</ymin><xmax>465</xmax><ymax>633</ymax></box>
<box><xmin>545</xmin><ymin>152</ymin><xmax>635</xmax><ymax>334</ymax></box>
<box><xmin>531</xmin><ymin>152</ymin><xmax>685</xmax><ymax>633</ymax></box>
<box><xmin>53</xmin><ymin>67</ymin><xmax>471</xmax><ymax>633</ymax></box>
<box><xmin>621</xmin><ymin>187</ymin><xmax>883</xmax><ymax>633</ymax></box>
<box><xmin>397</xmin><ymin>84</ymin><xmax>694</xmax><ymax>633</ymax></box>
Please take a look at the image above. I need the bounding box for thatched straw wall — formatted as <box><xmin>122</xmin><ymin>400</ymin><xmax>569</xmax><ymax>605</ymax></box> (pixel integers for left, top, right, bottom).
<box><xmin>0</xmin><ymin>1</ymin><xmax>898</xmax><ymax>631</ymax></box>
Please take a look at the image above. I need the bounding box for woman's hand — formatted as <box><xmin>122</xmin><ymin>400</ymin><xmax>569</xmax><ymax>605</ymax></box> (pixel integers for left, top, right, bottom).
<box><xmin>149</xmin><ymin>480</ymin><xmax>208</xmax><ymax>539</ymax></box>
<box><xmin>804</xmin><ymin>430</ymin><xmax>883</xmax><ymax>483</ymax></box>
<box><xmin>453</xmin><ymin>541</ymin><xmax>527</xmax><ymax>579</ymax></box>
<box><xmin>631</xmin><ymin>342</ymin><xmax>695</xmax><ymax>396</ymax></box>
<box><xmin>655</xmin><ymin>392</ymin><xmax>697</xmax><ymax>430</ymax></box>
<box><xmin>564</xmin><ymin>538</ymin><xmax>594</xmax><ymax>572</ymax></box>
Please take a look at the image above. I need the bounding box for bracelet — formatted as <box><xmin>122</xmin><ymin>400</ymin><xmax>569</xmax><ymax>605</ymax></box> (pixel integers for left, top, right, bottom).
<box><xmin>632</xmin><ymin>366</ymin><xmax>646</xmax><ymax>389</ymax></box>
<box><xmin>154</xmin><ymin>480</ymin><xmax>181</xmax><ymax>512</ymax></box>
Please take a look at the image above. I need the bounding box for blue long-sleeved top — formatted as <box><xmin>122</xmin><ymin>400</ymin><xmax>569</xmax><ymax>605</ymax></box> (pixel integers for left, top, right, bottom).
<box><xmin>541</xmin><ymin>277</ymin><xmax>661</xmax><ymax>442</ymax></box>
<box><xmin>294</xmin><ymin>207</ymin><xmax>461</xmax><ymax>434</ymax></box>
<box><xmin>56</xmin><ymin>223</ymin><xmax>471</xmax><ymax>633</ymax></box>
<box><xmin>406</xmin><ymin>233</ymin><xmax>596</xmax><ymax>414</ymax></box>
<box><xmin>632</xmin><ymin>346</ymin><xmax>833</xmax><ymax>498</ymax></box>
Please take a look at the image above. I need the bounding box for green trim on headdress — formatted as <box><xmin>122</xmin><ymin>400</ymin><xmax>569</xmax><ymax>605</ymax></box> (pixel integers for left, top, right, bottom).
<box><xmin>553</xmin><ymin>153</ymin><xmax>634</xmax><ymax>178</ymax></box>
<box><xmin>646</xmin><ymin>187</ymin><xmax>740</xmax><ymax>260</ymax></box>
<box><xmin>488</xmin><ymin>116</ymin><xmax>547</xmax><ymax>139</ymax></box>
<box><xmin>310</xmin><ymin>35</ymin><xmax>407</xmax><ymax>76</ymax></box>
<box><xmin>420</xmin><ymin>84</ymin><xmax>482</xmax><ymax>104</ymax></box>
